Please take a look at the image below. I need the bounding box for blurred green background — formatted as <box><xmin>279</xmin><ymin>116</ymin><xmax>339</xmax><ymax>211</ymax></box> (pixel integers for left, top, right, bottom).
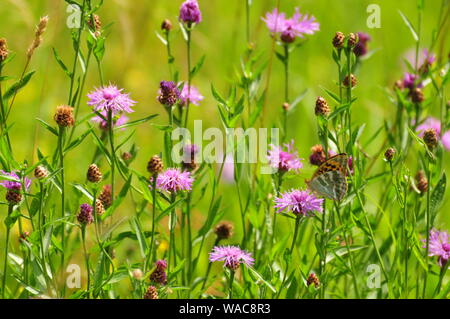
<box><xmin>0</xmin><ymin>0</ymin><xmax>449</xmax><ymax>292</ymax></box>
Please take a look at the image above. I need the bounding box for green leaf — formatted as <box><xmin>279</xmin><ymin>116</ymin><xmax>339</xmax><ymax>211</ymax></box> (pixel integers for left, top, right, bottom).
<box><xmin>64</xmin><ymin>128</ymin><xmax>93</xmax><ymax>153</ymax></box>
<box><xmin>52</xmin><ymin>48</ymin><xmax>72</xmax><ymax>78</ymax></box>
<box><xmin>398</xmin><ymin>10</ymin><xmax>419</xmax><ymax>41</ymax></box>
<box><xmin>3</xmin><ymin>71</ymin><xmax>36</xmax><ymax>100</ymax></box>
<box><xmin>114</xmin><ymin>114</ymin><xmax>158</xmax><ymax>130</ymax></box>
<box><xmin>36</xmin><ymin>118</ymin><xmax>58</xmax><ymax>136</ymax></box>
<box><xmin>129</xmin><ymin>217</ymin><xmax>147</xmax><ymax>258</ymax></box>
<box><xmin>247</xmin><ymin>267</ymin><xmax>276</xmax><ymax>293</ymax></box>
<box><xmin>190</xmin><ymin>55</ymin><xmax>206</xmax><ymax>78</ymax></box>
<box><xmin>430</xmin><ymin>173</ymin><xmax>446</xmax><ymax>218</ymax></box>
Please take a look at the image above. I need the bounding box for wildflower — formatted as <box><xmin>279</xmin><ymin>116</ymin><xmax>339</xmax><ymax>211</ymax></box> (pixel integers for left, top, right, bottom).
<box><xmin>179</xmin><ymin>0</ymin><xmax>202</xmax><ymax>25</ymax></box>
<box><xmin>122</xmin><ymin>152</ymin><xmax>133</xmax><ymax>162</ymax></box>
<box><xmin>214</xmin><ymin>221</ymin><xmax>234</xmax><ymax>240</ymax></box>
<box><xmin>442</xmin><ymin>131</ymin><xmax>450</xmax><ymax>151</ymax></box>
<box><xmin>54</xmin><ymin>105</ymin><xmax>75</xmax><ymax>127</ymax></box>
<box><xmin>161</xmin><ymin>19</ymin><xmax>173</xmax><ymax>31</ymax></box>
<box><xmin>88</xmin><ymin>14</ymin><xmax>102</xmax><ymax>37</ymax></box>
<box><xmin>147</xmin><ymin>155</ymin><xmax>164</xmax><ymax>175</ymax></box>
<box><xmin>209</xmin><ymin>245</ymin><xmax>254</xmax><ymax>270</ymax></box>
<box><xmin>77</xmin><ymin>203</ymin><xmax>94</xmax><ymax>225</ymax></box>
<box><xmin>307</xmin><ymin>273</ymin><xmax>320</xmax><ymax>288</ymax></box>
<box><xmin>402</xmin><ymin>73</ymin><xmax>421</xmax><ymax>91</ymax></box>
<box><xmin>347</xmin><ymin>33</ymin><xmax>357</xmax><ymax>48</ymax></box>
<box><xmin>0</xmin><ymin>38</ymin><xmax>8</xmax><ymax>62</ymax></box>
<box><xmin>98</xmin><ymin>184</ymin><xmax>112</xmax><ymax>209</ymax></box>
<box><xmin>87</xmin><ymin>84</ymin><xmax>136</xmax><ymax>114</ymax></box>
<box><xmin>309</xmin><ymin>144</ymin><xmax>327</xmax><ymax>166</ymax></box>
<box><xmin>95</xmin><ymin>199</ymin><xmax>105</xmax><ymax>215</ymax></box>
<box><xmin>87</xmin><ymin>164</ymin><xmax>102</xmax><ymax>183</ymax></box>
<box><xmin>157</xmin><ymin>81</ymin><xmax>180</xmax><ymax>107</ymax></box>
<box><xmin>150</xmin><ymin>260</ymin><xmax>167</xmax><ymax>285</ymax></box>
<box><xmin>274</xmin><ymin>189</ymin><xmax>323</xmax><ymax>216</ymax></box>
<box><xmin>267</xmin><ymin>140</ymin><xmax>303</xmax><ymax>173</ymax></box>
<box><xmin>332</xmin><ymin>32</ymin><xmax>345</xmax><ymax>49</ymax></box>
<box><xmin>153</xmin><ymin>168</ymin><xmax>193</xmax><ymax>193</ymax></box>
<box><xmin>282</xmin><ymin>102</ymin><xmax>290</xmax><ymax>111</ymax></box>
<box><xmin>423</xmin><ymin>128</ymin><xmax>438</xmax><ymax>150</ymax></box>
<box><xmin>27</xmin><ymin>16</ymin><xmax>49</xmax><ymax>58</ymax></box>
<box><xmin>179</xmin><ymin>84</ymin><xmax>204</xmax><ymax>106</ymax></box>
<box><xmin>343</xmin><ymin>74</ymin><xmax>357</xmax><ymax>87</ymax></box>
<box><xmin>384</xmin><ymin>148</ymin><xmax>396</xmax><ymax>162</ymax></box>
<box><xmin>1</xmin><ymin>170</ymin><xmax>31</xmax><ymax>205</ymax></box>
<box><xmin>182</xmin><ymin>143</ymin><xmax>199</xmax><ymax>162</ymax></box>
<box><xmin>262</xmin><ymin>8</ymin><xmax>319</xmax><ymax>43</ymax></box>
<box><xmin>415</xmin><ymin>170</ymin><xmax>428</xmax><ymax>194</ymax></box>
<box><xmin>411</xmin><ymin>88</ymin><xmax>424</xmax><ymax>103</ymax></box>
<box><xmin>418</xmin><ymin>49</ymin><xmax>436</xmax><ymax>74</ymax></box>
<box><xmin>416</xmin><ymin>117</ymin><xmax>441</xmax><ymax>137</ymax></box>
<box><xmin>34</xmin><ymin>165</ymin><xmax>49</xmax><ymax>180</ymax></box>
<box><xmin>315</xmin><ymin>96</ymin><xmax>330</xmax><ymax>117</ymax></box>
<box><xmin>423</xmin><ymin>229</ymin><xmax>450</xmax><ymax>267</ymax></box>
<box><xmin>143</xmin><ymin>286</ymin><xmax>158</xmax><ymax>299</ymax></box>
<box><xmin>92</xmin><ymin>111</ymin><xmax>128</xmax><ymax>130</ymax></box>
<box><xmin>353</xmin><ymin>32</ymin><xmax>370</xmax><ymax>57</ymax></box>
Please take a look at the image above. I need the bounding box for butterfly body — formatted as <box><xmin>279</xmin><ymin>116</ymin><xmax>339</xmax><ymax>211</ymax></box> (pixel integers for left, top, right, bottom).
<box><xmin>306</xmin><ymin>153</ymin><xmax>348</xmax><ymax>201</ymax></box>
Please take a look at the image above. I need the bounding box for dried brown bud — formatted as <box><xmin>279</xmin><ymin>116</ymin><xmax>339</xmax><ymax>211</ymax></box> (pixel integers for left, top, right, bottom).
<box><xmin>309</xmin><ymin>144</ymin><xmax>327</xmax><ymax>166</ymax></box>
<box><xmin>6</xmin><ymin>190</ymin><xmax>22</xmax><ymax>205</ymax></box>
<box><xmin>384</xmin><ymin>148</ymin><xmax>396</xmax><ymax>162</ymax></box>
<box><xmin>161</xmin><ymin>19</ymin><xmax>173</xmax><ymax>31</ymax></box>
<box><xmin>143</xmin><ymin>286</ymin><xmax>158</xmax><ymax>299</ymax></box>
<box><xmin>87</xmin><ymin>164</ymin><xmax>102</xmax><ymax>183</ymax></box>
<box><xmin>54</xmin><ymin>105</ymin><xmax>74</xmax><ymax>127</ymax></box>
<box><xmin>411</xmin><ymin>87</ymin><xmax>424</xmax><ymax>103</ymax></box>
<box><xmin>415</xmin><ymin>170</ymin><xmax>428</xmax><ymax>194</ymax></box>
<box><xmin>315</xmin><ymin>96</ymin><xmax>330</xmax><ymax>116</ymax></box>
<box><xmin>0</xmin><ymin>38</ymin><xmax>8</xmax><ymax>62</ymax></box>
<box><xmin>394</xmin><ymin>80</ymin><xmax>404</xmax><ymax>91</ymax></box>
<box><xmin>347</xmin><ymin>33</ymin><xmax>357</xmax><ymax>48</ymax></box>
<box><xmin>307</xmin><ymin>273</ymin><xmax>320</xmax><ymax>288</ymax></box>
<box><xmin>423</xmin><ymin>128</ymin><xmax>438</xmax><ymax>150</ymax></box>
<box><xmin>182</xmin><ymin>160</ymin><xmax>198</xmax><ymax>172</ymax></box>
<box><xmin>282</xmin><ymin>102</ymin><xmax>290</xmax><ymax>111</ymax></box>
<box><xmin>132</xmin><ymin>269</ymin><xmax>144</xmax><ymax>280</ymax></box>
<box><xmin>147</xmin><ymin>155</ymin><xmax>164</xmax><ymax>175</ymax></box>
<box><xmin>95</xmin><ymin>199</ymin><xmax>105</xmax><ymax>215</ymax></box>
<box><xmin>343</xmin><ymin>74</ymin><xmax>357</xmax><ymax>87</ymax></box>
<box><xmin>27</xmin><ymin>16</ymin><xmax>49</xmax><ymax>58</ymax></box>
<box><xmin>88</xmin><ymin>14</ymin><xmax>102</xmax><ymax>33</ymax></box>
<box><xmin>332</xmin><ymin>32</ymin><xmax>345</xmax><ymax>49</ymax></box>
<box><xmin>122</xmin><ymin>152</ymin><xmax>133</xmax><ymax>162</ymax></box>
<box><xmin>214</xmin><ymin>221</ymin><xmax>234</xmax><ymax>240</ymax></box>
<box><xmin>98</xmin><ymin>184</ymin><xmax>112</xmax><ymax>209</ymax></box>
<box><xmin>34</xmin><ymin>165</ymin><xmax>49</xmax><ymax>179</ymax></box>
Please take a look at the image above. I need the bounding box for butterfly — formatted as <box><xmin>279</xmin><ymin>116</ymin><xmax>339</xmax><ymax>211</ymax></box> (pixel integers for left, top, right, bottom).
<box><xmin>306</xmin><ymin>153</ymin><xmax>348</xmax><ymax>201</ymax></box>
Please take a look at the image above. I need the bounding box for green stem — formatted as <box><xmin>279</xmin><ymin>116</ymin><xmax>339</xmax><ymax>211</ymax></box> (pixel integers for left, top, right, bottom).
<box><xmin>184</xmin><ymin>29</ymin><xmax>192</xmax><ymax>128</ymax></box>
<box><xmin>2</xmin><ymin>205</ymin><xmax>13</xmax><ymax>299</ymax></box>
<box><xmin>58</xmin><ymin>127</ymin><xmax>66</xmax><ymax>276</ymax></box>
<box><xmin>81</xmin><ymin>226</ymin><xmax>90</xmax><ymax>298</ymax></box>
<box><xmin>423</xmin><ymin>157</ymin><xmax>432</xmax><ymax>298</ymax></box>
<box><xmin>201</xmin><ymin>237</ymin><xmax>221</xmax><ymax>291</ymax></box>
<box><xmin>229</xmin><ymin>269</ymin><xmax>235</xmax><ymax>299</ymax></box>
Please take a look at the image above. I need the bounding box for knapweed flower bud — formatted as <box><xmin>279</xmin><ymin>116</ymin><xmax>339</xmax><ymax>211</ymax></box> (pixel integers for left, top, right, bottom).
<box><xmin>182</xmin><ymin>160</ymin><xmax>198</xmax><ymax>172</ymax></box>
<box><xmin>416</xmin><ymin>170</ymin><xmax>428</xmax><ymax>194</ymax></box>
<box><xmin>179</xmin><ymin>0</ymin><xmax>202</xmax><ymax>25</ymax></box>
<box><xmin>87</xmin><ymin>164</ymin><xmax>102</xmax><ymax>183</ymax></box>
<box><xmin>147</xmin><ymin>155</ymin><xmax>164</xmax><ymax>175</ymax></box>
<box><xmin>394</xmin><ymin>80</ymin><xmax>404</xmax><ymax>90</ymax></box>
<box><xmin>150</xmin><ymin>260</ymin><xmax>167</xmax><ymax>285</ymax></box>
<box><xmin>161</xmin><ymin>19</ymin><xmax>172</xmax><ymax>31</ymax></box>
<box><xmin>77</xmin><ymin>203</ymin><xmax>94</xmax><ymax>225</ymax></box>
<box><xmin>315</xmin><ymin>96</ymin><xmax>330</xmax><ymax>116</ymax></box>
<box><xmin>282</xmin><ymin>102</ymin><xmax>290</xmax><ymax>111</ymax></box>
<box><xmin>347</xmin><ymin>33</ymin><xmax>357</xmax><ymax>48</ymax></box>
<box><xmin>88</xmin><ymin>14</ymin><xmax>102</xmax><ymax>37</ymax></box>
<box><xmin>309</xmin><ymin>144</ymin><xmax>327</xmax><ymax>166</ymax></box>
<box><xmin>6</xmin><ymin>190</ymin><xmax>22</xmax><ymax>205</ymax></box>
<box><xmin>423</xmin><ymin>128</ymin><xmax>438</xmax><ymax>150</ymax></box>
<box><xmin>98</xmin><ymin>184</ymin><xmax>112</xmax><ymax>209</ymax></box>
<box><xmin>332</xmin><ymin>32</ymin><xmax>345</xmax><ymax>49</ymax></box>
<box><xmin>0</xmin><ymin>38</ymin><xmax>8</xmax><ymax>62</ymax></box>
<box><xmin>143</xmin><ymin>286</ymin><xmax>158</xmax><ymax>299</ymax></box>
<box><xmin>384</xmin><ymin>148</ymin><xmax>396</xmax><ymax>162</ymax></box>
<box><xmin>343</xmin><ymin>74</ymin><xmax>357</xmax><ymax>87</ymax></box>
<box><xmin>307</xmin><ymin>273</ymin><xmax>320</xmax><ymax>288</ymax></box>
<box><xmin>54</xmin><ymin>105</ymin><xmax>75</xmax><ymax>127</ymax></box>
<box><xmin>27</xmin><ymin>16</ymin><xmax>49</xmax><ymax>58</ymax></box>
<box><xmin>157</xmin><ymin>81</ymin><xmax>180</xmax><ymax>107</ymax></box>
<box><xmin>132</xmin><ymin>269</ymin><xmax>144</xmax><ymax>280</ymax></box>
<box><xmin>34</xmin><ymin>165</ymin><xmax>49</xmax><ymax>179</ymax></box>
<box><xmin>281</xmin><ymin>29</ymin><xmax>296</xmax><ymax>44</ymax></box>
<box><xmin>122</xmin><ymin>152</ymin><xmax>133</xmax><ymax>162</ymax></box>
<box><xmin>353</xmin><ymin>32</ymin><xmax>371</xmax><ymax>57</ymax></box>
<box><xmin>411</xmin><ymin>87</ymin><xmax>424</xmax><ymax>103</ymax></box>
<box><xmin>214</xmin><ymin>221</ymin><xmax>234</xmax><ymax>240</ymax></box>
<box><xmin>95</xmin><ymin>199</ymin><xmax>105</xmax><ymax>215</ymax></box>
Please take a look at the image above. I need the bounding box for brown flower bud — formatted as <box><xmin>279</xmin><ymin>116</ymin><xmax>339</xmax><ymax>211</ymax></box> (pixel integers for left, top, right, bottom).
<box><xmin>122</xmin><ymin>152</ymin><xmax>133</xmax><ymax>162</ymax></box>
<box><xmin>282</xmin><ymin>102</ymin><xmax>290</xmax><ymax>111</ymax></box>
<box><xmin>6</xmin><ymin>190</ymin><xmax>22</xmax><ymax>205</ymax></box>
<box><xmin>27</xmin><ymin>16</ymin><xmax>49</xmax><ymax>58</ymax></box>
<box><xmin>423</xmin><ymin>128</ymin><xmax>438</xmax><ymax>150</ymax></box>
<box><xmin>147</xmin><ymin>155</ymin><xmax>164</xmax><ymax>175</ymax></box>
<box><xmin>411</xmin><ymin>88</ymin><xmax>424</xmax><ymax>103</ymax></box>
<box><xmin>132</xmin><ymin>269</ymin><xmax>144</xmax><ymax>280</ymax></box>
<box><xmin>98</xmin><ymin>184</ymin><xmax>112</xmax><ymax>209</ymax></box>
<box><xmin>87</xmin><ymin>164</ymin><xmax>102</xmax><ymax>183</ymax></box>
<box><xmin>343</xmin><ymin>74</ymin><xmax>357</xmax><ymax>87</ymax></box>
<box><xmin>309</xmin><ymin>144</ymin><xmax>327</xmax><ymax>166</ymax></box>
<box><xmin>347</xmin><ymin>33</ymin><xmax>357</xmax><ymax>48</ymax></box>
<box><xmin>0</xmin><ymin>38</ymin><xmax>8</xmax><ymax>62</ymax></box>
<box><xmin>54</xmin><ymin>105</ymin><xmax>74</xmax><ymax>127</ymax></box>
<box><xmin>332</xmin><ymin>32</ymin><xmax>345</xmax><ymax>49</ymax></box>
<box><xmin>307</xmin><ymin>273</ymin><xmax>320</xmax><ymax>288</ymax></box>
<box><xmin>214</xmin><ymin>221</ymin><xmax>234</xmax><ymax>240</ymax></box>
<box><xmin>161</xmin><ymin>19</ymin><xmax>173</xmax><ymax>31</ymax></box>
<box><xmin>394</xmin><ymin>80</ymin><xmax>404</xmax><ymax>90</ymax></box>
<box><xmin>415</xmin><ymin>170</ymin><xmax>428</xmax><ymax>194</ymax></box>
<box><xmin>95</xmin><ymin>199</ymin><xmax>105</xmax><ymax>215</ymax></box>
<box><xmin>143</xmin><ymin>286</ymin><xmax>158</xmax><ymax>299</ymax></box>
<box><xmin>34</xmin><ymin>165</ymin><xmax>49</xmax><ymax>179</ymax></box>
<box><xmin>315</xmin><ymin>96</ymin><xmax>330</xmax><ymax>116</ymax></box>
<box><xmin>384</xmin><ymin>148</ymin><xmax>396</xmax><ymax>162</ymax></box>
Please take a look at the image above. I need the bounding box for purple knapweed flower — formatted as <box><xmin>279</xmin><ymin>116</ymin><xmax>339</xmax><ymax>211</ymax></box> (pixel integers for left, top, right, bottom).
<box><xmin>209</xmin><ymin>245</ymin><xmax>254</xmax><ymax>270</ymax></box>
<box><xmin>262</xmin><ymin>8</ymin><xmax>319</xmax><ymax>43</ymax></box>
<box><xmin>77</xmin><ymin>203</ymin><xmax>94</xmax><ymax>225</ymax></box>
<box><xmin>92</xmin><ymin>110</ymin><xmax>129</xmax><ymax>130</ymax></box>
<box><xmin>87</xmin><ymin>84</ymin><xmax>136</xmax><ymax>114</ymax></box>
<box><xmin>267</xmin><ymin>140</ymin><xmax>303</xmax><ymax>173</ymax></box>
<box><xmin>179</xmin><ymin>0</ymin><xmax>202</xmax><ymax>25</ymax></box>
<box><xmin>423</xmin><ymin>229</ymin><xmax>450</xmax><ymax>267</ymax></box>
<box><xmin>179</xmin><ymin>84</ymin><xmax>204</xmax><ymax>106</ymax></box>
<box><xmin>353</xmin><ymin>32</ymin><xmax>371</xmax><ymax>57</ymax></box>
<box><xmin>402</xmin><ymin>73</ymin><xmax>423</xmax><ymax>91</ymax></box>
<box><xmin>0</xmin><ymin>170</ymin><xmax>31</xmax><ymax>191</ymax></box>
<box><xmin>150</xmin><ymin>259</ymin><xmax>168</xmax><ymax>285</ymax></box>
<box><xmin>442</xmin><ymin>131</ymin><xmax>450</xmax><ymax>151</ymax></box>
<box><xmin>274</xmin><ymin>189</ymin><xmax>323</xmax><ymax>216</ymax></box>
<box><xmin>182</xmin><ymin>143</ymin><xmax>199</xmax><ymax>162</ymax></box>
<box><xmin>157</xmin><ymin>81</ymin><xmax>181</xmax><ymax>107</ymax></box>
<box><xmin>416</xmin><ymin>117</ymin><xmax>441</xmax><ymax>137</ymax></box>
<box><xmin>152</xmin><ymin>168</ymin><xmax>193</xmax><ymax>193</ymax></box>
